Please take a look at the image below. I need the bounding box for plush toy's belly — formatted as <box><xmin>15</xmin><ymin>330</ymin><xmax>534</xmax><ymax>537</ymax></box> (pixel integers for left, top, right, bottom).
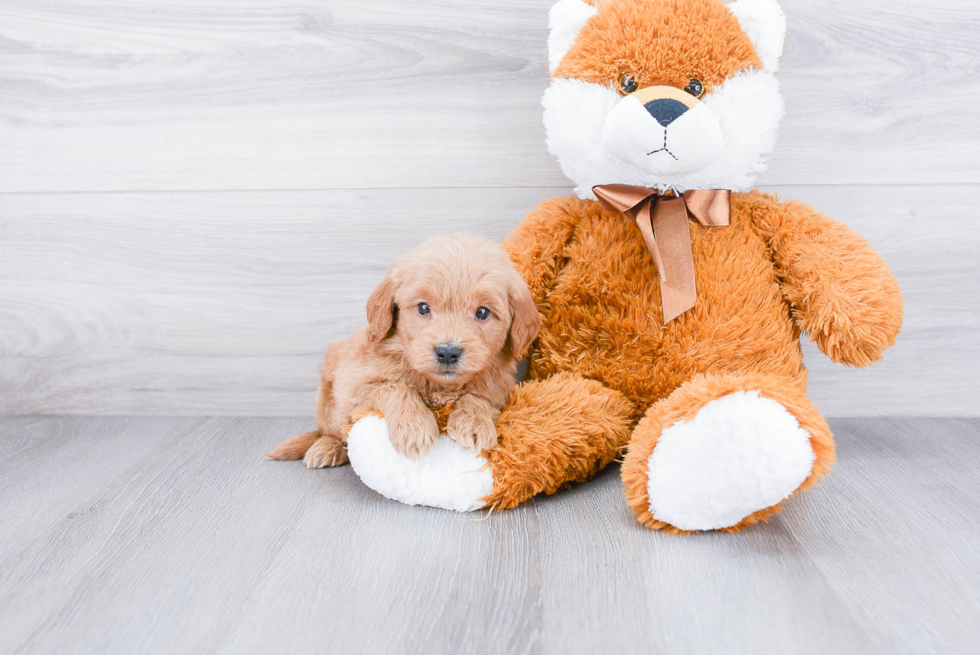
<box><xmin>529</xmin><ymin>199</ymin><xmax>805</xmax><ymax>412</ymax></box>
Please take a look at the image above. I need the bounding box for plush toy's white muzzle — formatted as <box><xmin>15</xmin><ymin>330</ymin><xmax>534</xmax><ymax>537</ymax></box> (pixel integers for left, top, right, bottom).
<box><xmin>602</xmin><ymin>88</ymin><xmax>724</xmax><ymax>177</ymax></box>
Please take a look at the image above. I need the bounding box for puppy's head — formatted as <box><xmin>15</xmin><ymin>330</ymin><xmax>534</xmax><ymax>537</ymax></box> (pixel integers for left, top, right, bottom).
<box><xmin>366</xmin><ymin>234</ymin><xmax>540</xmax><ymax>387</ymax></box>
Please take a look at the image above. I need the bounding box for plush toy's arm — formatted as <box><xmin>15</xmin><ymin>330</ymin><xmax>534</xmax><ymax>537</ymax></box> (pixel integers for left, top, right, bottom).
<box><xmin>754</xmin><ymin>195</ymin><xmax>903</xmax><ymax>367</ymax></box>
<box><xmin>501</xmin><ymin>197</ymin><xmax>583</xmax><ymax>309</ymax></box>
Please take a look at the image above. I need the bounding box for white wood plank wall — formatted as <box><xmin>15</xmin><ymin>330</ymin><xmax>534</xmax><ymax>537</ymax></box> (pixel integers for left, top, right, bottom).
<box><xmin>1</xmin><ymin>0</ymin><xmax>978</xmax><ymax>417</ymax></box>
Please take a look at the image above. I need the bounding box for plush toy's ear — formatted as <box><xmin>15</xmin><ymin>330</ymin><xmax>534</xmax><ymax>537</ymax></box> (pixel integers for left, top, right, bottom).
<box><xmin>366</xmin><ymin>268</ymin><xmax>399</xmax><ymax>342</ymax></box>
<box><xmin>548</xmin><ymin>0</ymin><xmax>598</xmax><ymax>74</ymax></box>
<box><xmin>727</xmin><ymin>0</ymin><xmax>787</xmax><ymax>73</ymax></box>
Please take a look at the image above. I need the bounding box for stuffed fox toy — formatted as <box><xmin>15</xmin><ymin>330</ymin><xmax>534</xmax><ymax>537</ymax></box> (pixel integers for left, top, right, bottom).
<box><xmin>345</xmin><ymin>0</ymin><xmax>903</xmax><ymax>533</ymax></box>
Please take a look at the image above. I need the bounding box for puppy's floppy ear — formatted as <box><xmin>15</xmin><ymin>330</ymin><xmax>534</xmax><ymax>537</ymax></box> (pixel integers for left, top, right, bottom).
<box><xmin>366</xmin><ymin>268</ymin><xmax>399</xmax><ymax>342</ymax></box>
<box><xmin>506</xmin><ymin>273</ymin><xmax>541</xmax><ymax>360</ymax></box>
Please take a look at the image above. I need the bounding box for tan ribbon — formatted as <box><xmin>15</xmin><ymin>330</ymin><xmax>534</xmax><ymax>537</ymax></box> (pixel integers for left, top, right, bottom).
<box><xmin>592</xmin><ymin>184</ymin><xmax>731</xmax><ymax>323</ymax></box>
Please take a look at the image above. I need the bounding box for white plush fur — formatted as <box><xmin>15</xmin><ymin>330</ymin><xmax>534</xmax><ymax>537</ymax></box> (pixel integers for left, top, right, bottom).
<box><xmin>727</xmin><ymin>0</ymin><xmax>787</xmax><ymax>73</ymax></box>
<box><xmin>645</xmin><ymin>391</ymin><xmax>815</xmax><ymax>531</ymax></box>
<box><xmin>543</xmin><ymin>68</ymin><xmax>784</xmax><ymax>197</ymax></box>
<box><xmin>346</xmin><ymin>415</ymin><xmax>494</xmax><ymax>513</ymax></box>
<box><xmin>547</xmin><ymin>0</ymin><xmax>598</xmax><ymax>74</ymax></box>
<box><xmin>602</xmin><ymin>95</ymin><xmax>725</xmax><ymax>176</ymax></box>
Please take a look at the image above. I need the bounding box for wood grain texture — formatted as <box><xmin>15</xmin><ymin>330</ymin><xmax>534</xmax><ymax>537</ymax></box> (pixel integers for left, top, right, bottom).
<box><xmin>782</xmin><ymin>185</ymin><xmax>980</xmax><ymax>417</ymax></box>
<box><xmin>0</xmin><ymin>0</ymin><xmax>978</xmax><ymax>192</ymax></box>
<box><xmin>2</xmin><ymin>184</ymin><xmax>977</xmax><ymax>417</ymax></box>
<box><xmin>0</xmin><ymin>186</ymin><xmax>562</xmax><ymax>415</ymax></box>
<box><xmin>0</xmin><ymin>416</ymin><xmax>977</xmax><ymax>654</ymax></box>
<box><xmin>1</xmin><ymin>0</ymin><xmax>977</xmax><ymax>416</ymax></box>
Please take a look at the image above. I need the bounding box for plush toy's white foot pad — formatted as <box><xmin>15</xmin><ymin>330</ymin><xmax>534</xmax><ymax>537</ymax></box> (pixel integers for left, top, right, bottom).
<box><xmin>646</xmin><ymin>390</ymin><xmax>815</xmax><ymax>531</ymax></box>
<box><xmin>346</xmin><ymin>415</ymin><xmax>494</xmax><ymax>512</ymax></box>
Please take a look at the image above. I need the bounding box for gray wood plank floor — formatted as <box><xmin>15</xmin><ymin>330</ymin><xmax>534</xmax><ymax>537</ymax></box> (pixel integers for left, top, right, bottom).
<box><xmin>1</xmin><ymin>417</ymin><xmax>977</xmax><ymax>655</ymax></box>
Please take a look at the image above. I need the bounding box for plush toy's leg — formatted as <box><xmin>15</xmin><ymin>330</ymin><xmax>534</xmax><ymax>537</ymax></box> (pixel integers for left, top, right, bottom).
<box><xmin>345</xmin><ymin>372</ymin><xmax>634</xmax><ymax>512</ymax></box>
<box><xmin>621</xmin><ymin>373</ymin><xmax>835</xmax><ymax>534</ymax></box>
<box><xmin>483</xmin><ymin>372</ymin><xmax>635</xmax><ymax>510</ymax></box>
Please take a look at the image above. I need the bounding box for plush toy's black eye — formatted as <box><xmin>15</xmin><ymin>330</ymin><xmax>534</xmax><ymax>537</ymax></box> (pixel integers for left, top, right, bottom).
<box><xmin>684</xmin><ymin>78</ymin><xmax>704</xmax><ymax>98</ymax></box>
<box><xmin>475</xmin><ymin>307</ymin><xmax>491</xmax><ymax>321</ymax></box>
<box><xmin>417</xmin><ymin>303</ymin><xmax>430</xmax><ymax>316</ymax></box>
<box><xmin>618</xmin><ymin>72</ymin><xmax>639</xmax><ymax>95</ymax></box>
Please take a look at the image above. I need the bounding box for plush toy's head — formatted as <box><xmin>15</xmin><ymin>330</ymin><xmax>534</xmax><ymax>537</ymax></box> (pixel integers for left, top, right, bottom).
<box><xmin>544</xmin><ymin>0</ymin><xmax>787</xmax><ymax>197</ymax></box>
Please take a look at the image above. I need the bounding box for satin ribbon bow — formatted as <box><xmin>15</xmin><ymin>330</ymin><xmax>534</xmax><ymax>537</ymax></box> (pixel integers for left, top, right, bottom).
<box><xmin>592</xmin><ymin>184</ymin><xmax>731</xmax><ymax>323</ymax></box>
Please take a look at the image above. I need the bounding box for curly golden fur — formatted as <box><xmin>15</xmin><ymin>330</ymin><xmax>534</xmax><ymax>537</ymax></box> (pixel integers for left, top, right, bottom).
<box><xmin>267</xmin><ymin>234</ymin><xmax>540</xmax><ymax>467</ymax></box>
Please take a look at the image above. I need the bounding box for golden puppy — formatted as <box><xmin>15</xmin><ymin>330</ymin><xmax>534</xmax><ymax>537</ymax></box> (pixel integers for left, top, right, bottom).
<box><xmin>267</xmin><ymin>234</ymin><xmax>540</xmax><ymax>468</ymax></box>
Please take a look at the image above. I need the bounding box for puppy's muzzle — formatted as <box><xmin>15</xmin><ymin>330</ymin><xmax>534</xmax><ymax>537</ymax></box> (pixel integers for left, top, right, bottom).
<box><xmin>434</xmin><ymin>344</ymin><xmax>463</xmax><ymax>367</ymax></box>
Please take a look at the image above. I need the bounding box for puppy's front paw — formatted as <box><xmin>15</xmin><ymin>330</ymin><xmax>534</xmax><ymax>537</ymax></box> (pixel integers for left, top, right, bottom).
<box><xmin>304</xmin><ymin>437</ymin><xmax>349</xmax><ymax>469</ymax></box>
<box><xmin>387</xmin><ymin>408</ymin><xmax>440</xmax><ymax>461</ymax></box>
<box><xmin>446</xmin><ymin>408</ymin><xmax>498</xmax><ymax>453</ymax></box>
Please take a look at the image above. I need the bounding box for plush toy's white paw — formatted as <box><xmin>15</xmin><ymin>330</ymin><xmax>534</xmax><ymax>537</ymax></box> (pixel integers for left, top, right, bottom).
<box><xmin>346</xmin><ymin>415</ymin><xmax>494</xmax><ymax>512</ymax></box>
<box><xmin>646</xmin><ymin>390</ymin><xmax>815</xmax><ymax>531</ymax></box>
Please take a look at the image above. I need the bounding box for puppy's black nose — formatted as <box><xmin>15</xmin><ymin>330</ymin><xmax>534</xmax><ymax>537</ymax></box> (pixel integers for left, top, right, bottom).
<box><xmin>434</xmin><ymin>344</ymin><xmax>463</xmax><ymax>365</ymax></box>
<box><xmin>644</xmin><ymin>98</ymin><xmax>689</xmax><ymax>127</ymax></box>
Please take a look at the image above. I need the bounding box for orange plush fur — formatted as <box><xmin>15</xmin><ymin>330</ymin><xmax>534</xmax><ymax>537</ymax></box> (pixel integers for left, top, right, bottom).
<box><xmin>621</xmin><ymin>372</ymin><xmax>836</xmax><ymax>534</ymax></box>
<box><xmin>473</xmin><ymin>0</ymin><xmax>903</xmax><ymax>531</ymax></box>
<box><xmin>266</xmin><ymin>234</ymin><xmax>540</xmax><ymax>468</ymax></box>
<box><xmin>556</xmin><ymin>0</ymin><xmax>762</xmax><ymax>94</ymax></box>
<box><xmin>314</xmin><ymin>0</ymin><xmax>902</xmax><ymax>533</ymax></box>
<box><xmin>489</xmin><ymin>191</ymin><xmax>901</xmax><ymax>526</ymax></box>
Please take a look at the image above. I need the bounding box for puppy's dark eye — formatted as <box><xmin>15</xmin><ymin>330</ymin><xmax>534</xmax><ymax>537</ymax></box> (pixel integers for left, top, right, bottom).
<box><xmin>684</xmin><ymin>78</ymin><xmax>704</xmax><ymax>98</ymax></box>
<box><xmin>618</xmin><ymin>72</ymin><xmax>639</xmax><ymax>95</ymax></box>
<box><xmin>475</xmin><ymin>307</ymin><xmax>491</xmax><ymax>321</ymax></box>
<box><xmin>417</xmin><ymin>303</ymin><xmax>430</xmax><ymax>316</ymax></box>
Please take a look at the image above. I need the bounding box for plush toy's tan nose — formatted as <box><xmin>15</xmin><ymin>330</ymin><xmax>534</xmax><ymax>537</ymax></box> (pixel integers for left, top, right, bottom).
<box><xmin>628</xmin><ymin>85</ymin><xmax>699</xmax><ymax>126</ymax></box>
<box><xmin>630</xmin><ymin>85</ymin><xmax>699</xmax><ymax>108</ymax></box>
